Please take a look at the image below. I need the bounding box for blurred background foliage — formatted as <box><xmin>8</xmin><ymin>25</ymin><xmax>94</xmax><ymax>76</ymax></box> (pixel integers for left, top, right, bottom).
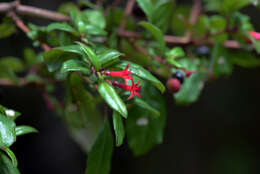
<box><xmin>0</xmin><ymin>0</ymin><xmax>260</xmax><ymax>174</ymax></box>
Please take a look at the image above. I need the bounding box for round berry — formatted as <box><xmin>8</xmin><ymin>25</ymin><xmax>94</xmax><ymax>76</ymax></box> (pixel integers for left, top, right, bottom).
<box><xmin>172</xmin><ymin>71</ymin><xmax>184</xmax><ymax>84</ymax></box>
<box><xmin>167</xmin><ymin>78</ymin><xmax>181</xmax><ymax>93</ymax></box>
<box><xmin>196</xmin><ymin>46</ymin><xmax>210</xmax><ymax>57</ymax></box>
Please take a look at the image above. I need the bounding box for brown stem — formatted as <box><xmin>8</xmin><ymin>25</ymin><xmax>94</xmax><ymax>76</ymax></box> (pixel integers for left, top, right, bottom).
<box><xmin>0</xmin><ymin>1</ymin><xmax>70</xmax><ymax>21</ymax></box>
<box><xmin>119</xmin><ymin>0</ymin><xmax>136</xmax><ymax>30</ymax></box>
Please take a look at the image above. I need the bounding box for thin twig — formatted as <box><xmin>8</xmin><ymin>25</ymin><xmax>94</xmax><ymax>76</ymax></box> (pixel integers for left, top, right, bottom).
<box><xmin>0</xmin><ymin>1</ymin><xmax>70</xmax><ymax>21</ymax></box>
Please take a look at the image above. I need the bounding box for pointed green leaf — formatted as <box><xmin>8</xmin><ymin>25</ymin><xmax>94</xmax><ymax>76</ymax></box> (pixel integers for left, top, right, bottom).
<box><xmin>98</xmin><ymin>81</ymin><xmax>127</xmax><ymax>118</ymax></box>
<box><xmin>4</xmin><ymin>148</ymin><xmax>17</xmax><ymax>168</ymax></box>
<box><xmin>46</xmin><ymin>22</ymin><xmax>77</xmax><ymax>33</ymax></box>
<box><xmin>112</xmin><ymin>111</ymin><xmax>125</xmax><ymax>147</ymax></box>
<box><xmin>113</xmin><ymin>61</ymin><xmax>165</xmax><ymax>93</ymax></box>
<box><xmin>85</xmin><ymin>120</ymin><xmax>113</xmax><ymax>174</ymax></box>
<box><xmin>136</xmin><ymin>0</ymin><xmax>153</xmax><ymax>21</ymax></box>
<box><xmin>98</xmin><ymin>49</ymin><xmax>123</xmax><ymax>68</ymax></box>
<box><xmin>166</xmin><ymin>47</ymin><xmax>185</xmax><ymax>59</ymax></box>
<box><xmin>134</xmin><ymin>98</ymin><xmax>160</xmax><ymax>118</ymax></box>
<box><xmin>0</xmin><ymin>152</ymin><xmax>20</xmax><ymax>174</ymax></box>
<box><xmin>15</xmin><ymin>125</ymin><xmax>38</xmax><ymax>136</ymax></box>
<box><xmin>60</xmin><ymin>59</ymin><xmax>90</xmax><ymax>75</ymax></box>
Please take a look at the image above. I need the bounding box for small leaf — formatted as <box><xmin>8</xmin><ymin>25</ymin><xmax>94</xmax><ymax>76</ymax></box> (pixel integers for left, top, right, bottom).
<box><xmin>15</xmin><ymin>125</ymin><xmax>38</xmax><ymax>136</ymax></box>
<box><xmin>77</xmin><ymin>42</ymin><xmax>101</xmax><ymax>71</ymax></box>
<box><xmin>83</xmin><ymin>10</ymin><xmax>106</xmax><ymax>29</ymax></box>
<box><xmin>98</xmin><ymin>81</ymin><xmax>127</xmax><ymax>118</ymax></box>
<box><xmin>60</xmin><ymin>59</ymin><xmax>90</xmax><ymax>75</ymax></box>
<box><xmin>0</xmin><ymin>57</ymin><xmax>24</xmax><ymax>72</ymax></box>
<box><xmin>98</xmin><ymin>49</ymin><xmax>123</xmax><ymax>68</ymax></box>
<box><xmin>112</xmin><ymin>111</ymin><xmax>125</xmax><ymax>147</ymax></box>
<box><xmin>0</xmin><ymin>19</ymin><xmax>16</xmax><ymax>39</ymax></box>
<box><xmin>0</xmin><ymin>152</ymin><xmax>20</xmax><ymax>174</ymax></box>
<box><xmin>166</xmin><ymin>58</ymin><xmax>183</xmax><ymax>68</ymax></box>
<box><xmin>166</xmin><ymin>47</ymin><xmax>185</xmax><ymax>59</ymax></box>
<box><xmin>139</xmin><ymin>21</ymin><xmax>166</xmax><ymax>53</ymax></box>
<box><xmin>4</xmin><ymin>148</ymin><xmax>17</xmax><ymax>168</ymax></box>
<box><xmin>85</xmin><ymin>120</ymin><xmax>113</xmax><ymax>174</ymax></box>
<box><xmin>113</xmin><ymin>61</ymin><xmax>165</xmax><ymax>93</ymax></box>
<box><xmin>46</xmin><ymin>22</ymin><xmax>77</xmax><ymax>33</ymax></box>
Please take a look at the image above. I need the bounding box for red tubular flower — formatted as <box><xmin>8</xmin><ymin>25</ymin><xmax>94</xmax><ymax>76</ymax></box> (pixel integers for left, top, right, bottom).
<box><xmin>102</xmin><ymin>64</ymin><xmax>133</xmax><ymax>84</ymax></box>
<box><xmin>182</xmin><ymin>69</ymin><xmax>196</xmax><ymax>77</ymax></box>
<box><xmin>113</xmin><ymin>80</ymin><xmax>142</xmax><ymax>100</ymax></box>
<box><xmin>248</xmin><ymin>31</ymin><xmax>260</xmax><ymax>40</ymax></box>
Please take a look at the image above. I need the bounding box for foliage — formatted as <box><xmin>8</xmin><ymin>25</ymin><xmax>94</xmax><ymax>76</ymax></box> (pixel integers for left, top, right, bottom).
<box><xmin>0</xmin><ymin>0</ymin><xmax>259</xmax><ymax>173</ymax></box>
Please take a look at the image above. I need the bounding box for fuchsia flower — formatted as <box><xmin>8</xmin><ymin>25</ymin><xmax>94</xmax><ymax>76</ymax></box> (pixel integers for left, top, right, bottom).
<box><xmin>102</xmin><ymin>64</ymin><xmax>133</xmax><ymax>84</ymax></box>
<box><xmin>248</xmin><ymin>31</ymin><xmax>260</xmax><ymax>40</ymax></box>
<box><xmin>103</xmin><ymin>64</ymin><xmax>142</xmax><ymax>100</ymax></box>
<box><xmin>113</xmin><ymin>80</ymin><xmax>141</xmax><ymax>100</ymax></box>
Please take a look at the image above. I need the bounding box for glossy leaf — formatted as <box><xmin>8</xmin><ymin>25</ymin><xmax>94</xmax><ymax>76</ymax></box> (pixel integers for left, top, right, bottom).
<box><xmin>0</xmin><ymin>152</ymin><xmax>20</xmax><ymax>174</ymax></box>
<box><xmin>97</xmin><ymin>49</ymin><xmax>123</xmax><ymax>67</ymax></box>
<box><xmin>60</xmin><ymin>59</ymin><xmax>90</xmax><ymax>75</ymax></box>
<box><xmin>78</xmin><ymin>42</ymin><xmax>101</xmax><ymax>70</ymax></box>
<box><xmin>126</xmin><ymin>84</ymin><xmax>166</xmax><ymax>156</ymax></box>
<box><xmin>230</xmin><ymin>51</ymin><xmax>260</xmax><ymax>68</ymax></box>
<box><xmin>0</xmin><ymin>114</ymin><xmax>16</xmax><ymax>149</ymax></box>
<box><xmin>4</xmin><ymin>148</ymin><xmax>17</xmax><ymax>168</ymax></box>
<box><xmin>136</xmin><ymin>0</ymin><xmax>153</xmax><ymax>21</ymax></box>
<box><xmin>112</xmin><ymin>111</ymin><xmax>125</xmax><ymax>147</ymax></box>
<box><xmin>83</xmin><ymin>10</ymin><xmax>106</xmax><ymax>29</ymax></box>
<box><xmin>139</xmin><ymin>21</ymin><xmax>166</xmax><ymax>53</ymax></box>
<box><xmin>113</xmin><ymin>61</ymin><xmax>165</xmax><ymax>93</ymax></box>
<box><xmin>15</xmin><ymin>125</ymin><xmax>38</xmax><ymax>136</ymax></box>
<box><xmin>85</xmin><ymin>120</ymin><xmax>113</xmax><ymax>174</ymax></box>
<box><xmin>98</xmin><ymin>81</ymin><xmax>127</xmax><ymax>118</ymax></box>
<box><xmin>46</xmin><ymin>22</ymin><xmax>77</xmax><ymax>33</ymax></box>
<box><xmin>134</xmin><ymin>98</ymin><xmax>160</xmax><ymax>118</ymax></box>
<box><xmin>174</xmin><ymin>72</ymin><xmax>206</xmax><ymax>105</ymax></box>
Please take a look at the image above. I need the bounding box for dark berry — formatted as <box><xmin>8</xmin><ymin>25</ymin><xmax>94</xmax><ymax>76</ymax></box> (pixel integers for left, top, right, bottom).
<box><xmin>196</xmin><ymin>46</ymin><xmax>210</xmax><ymax>57</ymax></box>
<box><xmin>167</xmin><ymin>78</ymin><xmax>181</xmax><ymax>93</ymax></box>
<box><xmin>172</xmin><ymin>71</ymin><xmax>184</xmax><ymax>84</ymax></box>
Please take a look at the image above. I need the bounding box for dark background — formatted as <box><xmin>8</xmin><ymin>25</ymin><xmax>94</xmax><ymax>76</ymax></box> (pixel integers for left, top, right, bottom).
<box><xmin>0</xmin><ymin>0</ymin><xmax>260</xmax><ymax>174</ymax></box>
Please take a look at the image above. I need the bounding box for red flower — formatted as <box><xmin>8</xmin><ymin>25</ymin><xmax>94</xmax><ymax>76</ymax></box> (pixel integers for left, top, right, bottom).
<box><xmin>102</xmin><ymin>64</ymin><xmax>133</xmax><ymax>84</ymax></box>
<box><xmin>113</xmin><ymin>80</ymin><xmax>141</xmax><ymax>100</ymax></box>
<box><xmin>248</xmin><ymin>31</ymin><xmax>260</xmax><ymax>40</ymax></box>
<box><xmin>182</xmin><ymin>69</ymin><xmax>196</xmax><ymax>77</ymax></box>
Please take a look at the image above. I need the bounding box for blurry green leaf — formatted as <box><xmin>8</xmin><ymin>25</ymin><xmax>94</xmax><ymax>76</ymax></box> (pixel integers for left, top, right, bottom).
<box><xmin>15</xmin><ymin>125</ymin><xmax>38</xmax><ymax>136</ymax></box>
<box><xmin>46</xmin><ymin>23</ymin><xmax>77</xmax><ymax>34</ymax></box>
<box><xmin>58</xmin><ymin>2</ymin><xmax>78</xmax><ymax>15</ymax></box>
<box><xmin>0</xmin><ymin>152</ymin><xmax>20</xmax><ymax>174</ymax></box>
<box><xmin>83</xmin><ymin>10</ymin><xmax>106</xmax><ymax>29</ymax></box>
<box><xmin>166</xmin><ymin>58</ymin><xmax>183</xmax><ymax>68</ymax></box>
<box><xmin>4</xmin><ymin>148</ymin><xmax>17</xmax><ymax>168</ymax></box>
<box><xmin>174</xmin><ymin>72</ymin><xmax>206</xmax><ymax>105</ymax></box>
<box><xmin>98</xmin><ymin>49</ymin><xmax>123</xmax><ymax>67</ymax></box>
<box><xmin>0</xmin><ymin>114</ymin><xmax>16</xmax><ymax>149</ymax></box>
<box><xmin>112</xmin><ymin>111</ymin><xmax>125</xmax><ymax>147</ymax></box>
<box><xmin>23</xmin><ymin>48</ymin><xmax>37</xmax><ymax>66</ymax></box>
<box><xmin>171</xmin><ymin>6</ymin><xmax>190</xmax><ymax>36</ymax></box>
<box><xmin>134</xmin><ymin>98</ymin><xmax>160</xmax><ymax>118</ymax></box>
<box><xmin>60</xmin><ymin>59</ymin><xmax>90</xmax><ymax>75</ymax></box>
<box><xmin>0</xmin><ymin>19</ymin><xmax>15</xmax><ymax>39</ymax></box>
<box><xmin>85</xmin><ymin>24</ymin><xmax>107</xmax><ymax>36</ymax></box>
<box><xmin>98</xmin><ymin>81</ymin><xmax>127</xmax><ymax>118</ymax></box>
<box><xmin>78</xmin><ymin>42</ymin><xmax>101</xmax><ymax>71</ymax></box>
<box><xmin>139</xmin><ymin>21</ymin><xmax>166</xmax><ymax>53</ymax></box>
<box><xmin>230</xmin><ymin>51</ymin><xmax>260</xmax><ymax>68</ymax></box>
<box><xmin>209</xmin><ymin>16</ymin><xmax>226</xmax><ymax>33</ymax></box>
<box><xmin>0</xmin><ymin>57</ymin><xmax>24</xmax><ymax>72</ymax></box>
<box><xmin>113</xmin><ymin>61</ymin><xmax>165</xmax><ymax>93</ymax></box>
<box><xmin>212</xmin><ymin>44</ymin><xmax>233</xmax><ymax>77</ymax></box>
<box><xmin>85</xmin><ymin>120</ymin><xmax>113</xmax><ymax>174</ymax></box>
<box><xmin>221</xmin><ymin>0</ymin><xmax>251</xmax><ymax>14</ymax></box>
<box><xmin>166</xmin><ymin>47</ymin><xmax>185</xmax><ymax>59</ymax></box>
<box><xmin>194</xmin><ymin>15</ymin><xmax>209</xmax><ymax>37</ymax></box>
<box><xmin>70</xmin><ymin>9</ymin><xmax>86</xmax><ymax>34</ymax></box>
<box><xmin>126</xmin><ymin>84</ymin><xmax>166</xmax><ymax>156</ymax></box>
<box><xmin>136</xmin><ymin>0</ymin><xmax>153</xmax><ymax>21</ymax></box>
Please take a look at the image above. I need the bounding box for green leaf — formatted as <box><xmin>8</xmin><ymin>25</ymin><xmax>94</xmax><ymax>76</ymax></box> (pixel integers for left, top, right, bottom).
<box><xmin>0</xmin><ymin>19</ymin><xmax>15</xmax><ymax>39</ymax></box>
<box><xmin>134</xmin><ymin>98</ymin><xmax>160</xmax><ymax>118</ymax></box>
<box><xmin>46</xmin><ymin>22</ymin><xmax>77</xmax><ymax>33</ymax></box>
<box><xmin>166</xmin><ymin>58</ymin><xmax>183</xmax><ymax>68</ymax></box>
<box><xmin>85</xmin><ymin>120</ymin><xmax>113</xmax><ymax>174</ymax></box>
<box><xmin>66</xmin><ymin>73</ymin><xmax>104</xmax><ymax>152</ymax></box>
<box><xmin>0</xmin><ymin>152</ymin><xmax>20</xmax><ymax>174</ymax></box>
<box><xmin>4</xmin><ymin>148</ymin><xmax>17</xmax><ymax>168</ymax></box>
<box><xmin>113</xmin><ymin>61</ymin><xmax>165</xmax><ymax>93</ymax></box>
<box><xmin>166</xmin><ymin>47</ymin><xmax>185</xmax><ymax>59</ymax></box>
<box><xmin>0</xmin><ymin>114</ymin><xmax>16</xmax><ymax>148</ymax></box>
<box><xmin>171</xmin><ymin>6</ymin><xmax>191</xmax><ymax>36</ymax></box>
<box><xmin>174</xmin><ymin>72</ymin><xmax>206</xmax><ymax>105</ymax></box>
<box><xmin>60</xmin><ymin>59</ymin><xmax>90</xmax><ymax>75</ymax></box>
<box><xmin>0</xmin><ymin>106</ymin><xmax>20</xmax><ymax>120</ymax></box>
<box><xmin>209</xmin><ymin>15</ymin><xmax>226</xmax><ymax>33</ymax></box>
<box><xmin>84</xmin><ymin>25</ymin><xmax>107</xmax><ymax>36</ymax></box>
<box><xmin>15</xmin><ymin>125</ymin><xmax>38</xmax><ymax>136</ymax></box>
<box><xmin>78</xmin><ymin>42</ymin><xmax>101</xmax><ymax>71</ymax></box>
<box><xmin>230</xmin><ymin>51</ymin><xmax>260</xmax><ymax>68</ymax></box>
<box><xmin>98</xmin><ymin>49</ymin><xmax>123</xmax><ymax>67</ymax></box>
<box><xmin>139</xmin><ymin>21</ymin><xmax>166</xmax><ymax>53</ymax></box>
<box><xmin>43</xmin><ymin>45</ymin><xmax>82</xmax><ymax>72</ymax></box>
<box><xmin>112</xmin><ymin>111</ymin><xmax>125</xmax><ymax>147</ymax></box>
<box><xmin>83</xmin><ymin>10</ymin><xmax>106</xmax><ymax>29</ymax></box>
<box><xmin>0</xmin><ymin>57</ymin><xmax>24</xmax><ymax>72</ymax></box>
<box><xmin>98</xmin><ymin>81</ymin><xmax>127</xmax><ymax>118</ymax></box>
<box><xmin>221</xmin><ymin>0</ymin><xmax>251</xmax><ymax>14</ymax></box>
<box><xmin>212</xmin><ymin>44</ymin><xmax>233</xmax><ymax>77</ymax></box>
<box><xmin>126</xmin><ymin>84</ymin><xmax>166</xmax><ymax>156</ymax></box>
<box><xmin>23</xmin><ymin>48</ymin><xmax>37</xmax><ymax>66</ymax></box>
<box><xmin>136</xmin><ymin>0</ymin><xmax>153</xmax><ymax>21</ymax></box>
